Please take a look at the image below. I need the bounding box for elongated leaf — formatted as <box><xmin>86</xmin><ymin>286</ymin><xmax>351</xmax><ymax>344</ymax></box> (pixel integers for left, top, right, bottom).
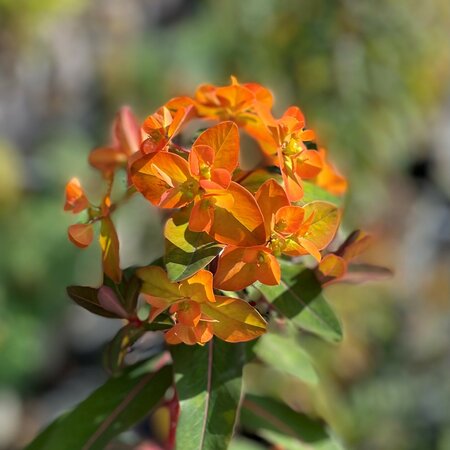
<box><xmin>67</xmin><ymin>285</ymin><xmax>119</xmax><ymax>318</ymax></box>
<box><xmin>342</xmin><ymin>263</ymin><xmax>393</xmax><ymax>284</ymax></box>
<box><xmin>171</xmin><ymin>339</ymin><xmax>245</xmax><ymax>450</ymax></box>
<box><xmin>100</xmin><ymin>217</ymin><xmax>122</xmax><ymax>284</ymax></box>
<box><xmin>253</xmin><ymin>333</ymin><xmax>318</xmax><ymax>385</ymax></box>
<box><xmin>103</xmin><ymin>324</ymin><xmax>147</xmax><ymax>375</ymax></box>
<box><xmin>241</xmin><ymin>395</ymin><xmax>344</xmax><ymax>450</ymax></box>
<box><xmin>25</xmin><ymin>360</ymin><xmax>172</xmax><ymax>450</ymax></box>
<box><xmin>165</xmin><ymin>211</ymin><xmax>223</xmax><ymax>282</ymax></box>
<box><xmin>256</xmin><ymin>264</ymin><xmax>342</xmax><ymax>343</ymax></box>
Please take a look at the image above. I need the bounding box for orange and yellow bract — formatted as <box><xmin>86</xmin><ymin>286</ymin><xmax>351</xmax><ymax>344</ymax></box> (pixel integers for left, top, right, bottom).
<box><xmin>64</xmin><ymin>77</ymin><xmax>351</xmax><ymax>345</ymax></box>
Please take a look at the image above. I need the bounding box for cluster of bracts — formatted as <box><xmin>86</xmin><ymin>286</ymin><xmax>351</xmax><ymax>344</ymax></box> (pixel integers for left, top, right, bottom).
<box><xmin>64</xmin><ymin>77</ymin><xmax>373</xmax><ymax>346</ymax></box>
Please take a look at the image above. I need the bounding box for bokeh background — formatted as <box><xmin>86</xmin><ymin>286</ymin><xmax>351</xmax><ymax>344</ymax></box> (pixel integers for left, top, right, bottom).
<box><xmin>1</xmin><ymin>1</ymin><xmax>450</xmax><ymax>449</ymax></box>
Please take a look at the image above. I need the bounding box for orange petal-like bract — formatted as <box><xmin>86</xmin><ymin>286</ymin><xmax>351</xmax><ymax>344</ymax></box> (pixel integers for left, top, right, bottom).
<box><xmin>64</xmin><ymin>177</ymin><xmax>89</xmax><ymax>213</ymax></box>
<box><xmin>317</xmin><ymin>254</ymin><xmax>348</xmax><ymax>281</ymax></box>
<box><xmin>131</xmin><ymin>151</ymin><xmax>195</xmax><ymax>208</ymax></box>
<box><xmin>202</xmin><ymin>181</ymin><xmax>266</xmax><ymax>246</ymax></box>
<box><xmin>192</xmin><ymin>121</ymin><xmax>239</xmax><ymax>174</ymax></box>
<box><xmin>201</xmin><ymin>296</ymin><xmax>267</xmax><ymax>343</ymax></box>
<box><xmin>68</xmin><ymin>223</ymin><xmax>94</xmax><ymax>248</ymax></box>
<box><xmin>214</xmin><ymin>246</ymin><xmax>280</xmax><ymax>291</ymax></box>
<box><xmin>255</xmin><ymin>179</ymin><xmax>290</xmax><ymax>238</ymax></box>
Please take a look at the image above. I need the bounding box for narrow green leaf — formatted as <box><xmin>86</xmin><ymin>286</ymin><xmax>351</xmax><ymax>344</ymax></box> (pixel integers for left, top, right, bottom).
<box><xmin>256</xmin><ymin>264</ymin><xmax>342</xmax><ymax>343</ymax></box>
<box><xmin>254</xmin><ymin>333</ymin><xmax>318</xmax><ymax>385</ymax></box>
<box><xmin>241</xmin><ymin>395</ymin><xmax>344</xmax><ymax>450</ymax></box>
<box><xmin>165</xmin><ymin>211</ymin><xmax>223</xmax><ymax>282</ymax></box>
<box><xmin>67</xmin><ymin>286</ymin><xmax>119</xmax><ymax>318</ymax></box>
<box><xmin>25</xmin><ymin>360</ymin><xmax>172</xmax><ymax>450</ymax></box>
<box><xmin>123</xmin><ymin>274</ymin><xmax>142</xmax><ymax>313</ymax></box>
<box><xmin>171</xmin><ymin>339</ymin><xmax>245</xmax><ymax>450</ymax></box>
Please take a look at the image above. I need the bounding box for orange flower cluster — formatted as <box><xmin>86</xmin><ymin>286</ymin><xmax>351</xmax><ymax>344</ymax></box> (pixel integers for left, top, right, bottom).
<box><xmin>64</xmin><ymin>77</ymin><xmax>348</xmax><ymax>345</ymax></box>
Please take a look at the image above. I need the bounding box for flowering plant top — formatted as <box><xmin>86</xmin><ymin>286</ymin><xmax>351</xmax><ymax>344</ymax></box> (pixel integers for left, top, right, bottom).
<box><xmin>62</xmin><ymin>76</ymin><xmax>379</xmax><ymax>348</ymax></box>
<box><xmin>26</xmin><ymin>77</ymin><xmax>390</xmax><ymax>450</ymax></box>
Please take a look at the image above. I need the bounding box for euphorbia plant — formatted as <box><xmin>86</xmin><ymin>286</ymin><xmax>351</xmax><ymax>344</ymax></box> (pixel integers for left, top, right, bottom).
<box><xmin>27</xmin><ymin>78</ymin><xmax>388</xmax><ymax>450</ymax></box>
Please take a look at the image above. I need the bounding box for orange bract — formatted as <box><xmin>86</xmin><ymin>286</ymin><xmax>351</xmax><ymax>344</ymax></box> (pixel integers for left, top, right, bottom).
<box><xmin>137</xmin><ymin>266</ymin><xmax>266</xmax><ymax>345</ymax></box>
<box><xmin>64</xmin><ymin>178</ymin><xmax>89</xmax><ymax>213</ymax></box>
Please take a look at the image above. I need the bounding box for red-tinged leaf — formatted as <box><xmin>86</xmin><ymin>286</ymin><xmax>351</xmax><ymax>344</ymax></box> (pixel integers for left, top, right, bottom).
<box><xmin>339</xmin><ymin>264</ymin><xmax>393</xmax><ymax>284</ymax></box>
<box><xmin>114</xmin><ymin>106</ymin><xmax>142</xmax><ymax>156</ymax></box>
<box><xmin>68</xmin><ymin>223</ymin><xmax>94</xmax><ymax>248</ymax></box>
<box><xmin>100</xmin><ymin>217</ymin><xmax>122</xmax><ymax>284</ymax></box>
<box><xmin>214</xmin><ymin>246</ymin><xmax>280</xmax><ymax>291</ymax></box>
<box><xmin>201</xmin><ymin>296</ymin><xmax>267</xmax><ymax>343</ymax></box>
<box><xmin>206</xmin><ymin>181</ymin><xmax>266</xmax><ymax>247</ymax></box>
<box><xmin>66</xmin><ymin>285</ymin><xmax>121</xmax><ymax>318</ymax></box>
<box><xmin>97</xmin><ymin>286</ymin><xmax>128</xmax><ymax>318</ymax></box>
<box><xmin>88</xmin><ymin>147</ymin><xmax>127</xmax><ymax>173</ymax></box>
<box><xmin>193</xmin><ymin>121</ymin><xmax>240</xmax><ymax>173</ymax></box>
<box><xmin>64</xmin><ymin>177</ymin><xmax>89</xmax><ymax>213</ymax></box>
<box><xmin>255</xmin><ymin>179</ymin><xmax>290</xmax><ymax>237</ymax></box>
<box><xmin>131</xmin><ymin>151</ymin><xmax>195</xmax><ymax>208</ymax></box>
<box><xmin>301</xmin><ymin>201</ymin><xmax>341</xmax><ymax>250</ymax></box>
<box><xmin>316</xmin><ymin>254</ymin><xmax>348</xmax><ymax>284</ymax></box>
<box><xmin>337</xmin><ymin>230</ymin><xmax>373</xmax><ymax>262</ymax></box>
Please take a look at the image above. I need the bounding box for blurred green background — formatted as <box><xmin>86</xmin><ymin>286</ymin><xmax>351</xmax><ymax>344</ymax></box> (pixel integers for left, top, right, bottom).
<box><xmin>0</xmin><ymin>1</ymin><xmax>449</xmax><ymax>449</ymax></box>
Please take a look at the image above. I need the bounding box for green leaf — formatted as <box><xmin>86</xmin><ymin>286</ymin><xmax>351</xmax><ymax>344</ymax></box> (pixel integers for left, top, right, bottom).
<box><xmin>66</xmin><ymin>285</ymin><xmax>119</xmax><ymax>318</ymax></box>
<box><xmin>103</xmin><ymin>324</ymin><xmax>147</xmax><ymax>376</ymax></box>
<box><xmin>229</xmin><ymin>437</ymin><xmax>266</xmax><ymax>450</ymax></box>
<box><xmin>256</xmin><ymin>263</ymin><xmax>342</xmax><ymax>343</ymax></box>
<box><xmin>165</xmin><ymin>211</ymin><xmax>223</xmax><ymax>282</ymax></box>
<box><xmin>300</xmin><ymin>181</ymin><xmax>343</xmax><ymax>206</ymax></box>
<box><xmin>254</xmin><ymin>332</ymin><xmax>318</xmax><ymax>385</ymax></box>
<box><xmin>171</xmin><ymin>339</ymin><xmax>245</xmax><ymax>450</ymax></box>
<box><xmin>25</xmin><ymin>360</ymin><xmax>172</xmax><ymax>450</ymax></box>
<box><xmin>123</xmin><ymin>274</ymin><xmax>142</xmax><ymax>313</ymax></box>
<box><xmin>241</xmin><ymin>395</ymin><xmax>344</xmax><ymax>450</ymax></box>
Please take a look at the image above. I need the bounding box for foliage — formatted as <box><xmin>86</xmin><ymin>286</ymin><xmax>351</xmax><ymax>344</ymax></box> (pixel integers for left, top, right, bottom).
<box><xmin>26</xmin><ymin>79</ymin><xmax>386</xmax><ymax>449</ymax></box>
